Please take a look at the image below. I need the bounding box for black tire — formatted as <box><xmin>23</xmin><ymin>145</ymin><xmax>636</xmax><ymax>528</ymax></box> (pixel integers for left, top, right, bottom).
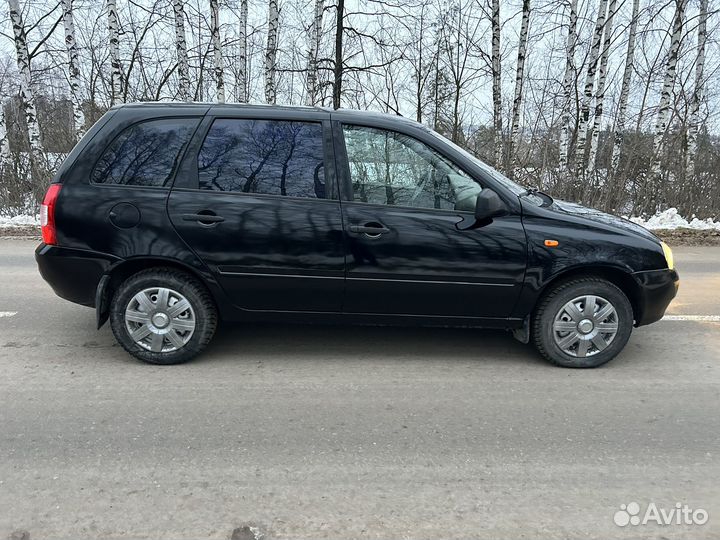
<box><xmin>109</xmin><ymin>268</ymin><xmax>218</xmax><ymax>365</ymax></box>
<box><xmin>532</xmin><ymin>277</ymin><xmax>633</xmax><ymax>368</ymax></box>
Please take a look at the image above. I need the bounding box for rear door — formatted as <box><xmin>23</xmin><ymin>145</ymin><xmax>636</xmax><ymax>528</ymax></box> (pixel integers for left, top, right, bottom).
<box><xmin>168</xmin><ymin>109</ymin><xmax>345</xmax><ymax>313</ymax></box>
<box><xmin>334</xmin><ymin>120</ymin><xmax>527</xmax><ymax>319</ymax></box>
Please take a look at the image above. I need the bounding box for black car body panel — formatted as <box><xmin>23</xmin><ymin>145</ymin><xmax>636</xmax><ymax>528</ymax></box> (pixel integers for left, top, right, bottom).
<box><xmin>168</xmin><ymin>190</ymin><xmax>347</xmax><ymax>313</ymax></box>
<box><xmin>632</xmin><ymin>268</ymin><xmax>680</xmax><ymax>325</ymax></box>
<box><xmin>510</xmin><ymin>198</ymin><xmax>676</xmax><ymax>324</ymax></box>
<box><xmin>35</xmin><ymin>103</ymin><xmax>678</xmax><ymax>336</ymax></box>
<box><xmin>36</xmin><ymin>243</ymin><xmax>119</xmax><ymax>306</ymax></box>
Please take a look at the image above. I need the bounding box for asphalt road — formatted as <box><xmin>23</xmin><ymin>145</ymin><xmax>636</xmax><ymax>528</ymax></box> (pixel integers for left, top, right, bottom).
<box><xmin>1</xmin><ymin>239</ymin><xmax>719</xmax><ymax>540</ymax></box>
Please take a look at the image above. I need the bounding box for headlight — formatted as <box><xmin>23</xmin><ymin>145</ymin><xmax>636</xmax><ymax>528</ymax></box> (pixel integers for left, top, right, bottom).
<box><xmin>660</xmin><ymin>241</ymin><xmax>674</xmax><ymax>270</ymax></box>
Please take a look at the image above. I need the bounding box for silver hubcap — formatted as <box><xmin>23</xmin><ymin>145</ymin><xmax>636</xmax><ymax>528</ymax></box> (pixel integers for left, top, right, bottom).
<box><xmin>124</xmin><ymin>287</ymin><xmax>195</xmax><ymax>353</ymax></box>
<box><xmin>552</xmin><ymin>295</ymin><xmax>619</xmax><ymax>358</ymax></box>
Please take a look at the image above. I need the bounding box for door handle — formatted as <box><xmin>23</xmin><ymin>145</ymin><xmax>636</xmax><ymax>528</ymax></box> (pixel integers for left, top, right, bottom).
<box><xmin>349</xmin><ymin>223</ymin><xmax>390</xmax><ymax>238</ymax></box>
<box><xmin>181</xmin><ymin>212</ymin><xmax>225</xmax><ymax>225</ymax></box>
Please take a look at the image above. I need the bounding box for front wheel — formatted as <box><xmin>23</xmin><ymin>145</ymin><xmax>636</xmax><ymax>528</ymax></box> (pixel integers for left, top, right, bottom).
<box><xmin>109</xmin><ymin>268</ymin><xmax>218</xmax><ymax>365</ymax></box>
<box><xmin>532</xmin><ymin>278</ymin><xmax>633</xmax><ymax>368</ymax></box>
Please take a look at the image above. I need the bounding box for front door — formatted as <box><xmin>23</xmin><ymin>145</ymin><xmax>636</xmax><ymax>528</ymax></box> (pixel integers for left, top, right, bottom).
<box><xmin>337</xmin><ymin>123</ymin><xmax>527</xmax><ymax>319</ymax></box>
<box><xmin>168</xmin><ymin>116</ymin><xmax>345</xmax><ymax>313</ymax></box>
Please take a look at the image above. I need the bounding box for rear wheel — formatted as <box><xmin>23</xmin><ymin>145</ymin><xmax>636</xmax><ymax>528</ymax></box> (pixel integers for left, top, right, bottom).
<box><xmin>532</xmin><ymin>278</ymin><xmax>633</xmax><ymax>368</ymax></box>
<box><xmin>109</xmin><ymin>268</ymin><xmax>217</xmax><ymax>364</ymax></box>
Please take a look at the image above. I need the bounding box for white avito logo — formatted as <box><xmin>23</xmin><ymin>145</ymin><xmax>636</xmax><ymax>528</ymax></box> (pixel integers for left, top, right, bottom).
<box><xmin>614</xmin><ymin>501</ymin><xmax>709</xmax><ymax>527</ymax></box>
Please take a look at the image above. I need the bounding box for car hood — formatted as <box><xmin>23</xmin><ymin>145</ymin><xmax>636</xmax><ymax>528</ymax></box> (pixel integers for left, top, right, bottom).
<box><xmin>547</xmin><ymin>199</ymin><xmax>660</xmax><ymax>242</ymax></box>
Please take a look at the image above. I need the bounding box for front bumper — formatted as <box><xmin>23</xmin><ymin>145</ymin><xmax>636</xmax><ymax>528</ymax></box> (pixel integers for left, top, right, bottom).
<box><xmin>632</xmin><ymin>268</ymin><xmax>679</xmax><ymax>326</ymax></box>
<box><xmin>35</xmin><ymin>243</ymin><xmax>119</xmax><ymax>307</ymax></box>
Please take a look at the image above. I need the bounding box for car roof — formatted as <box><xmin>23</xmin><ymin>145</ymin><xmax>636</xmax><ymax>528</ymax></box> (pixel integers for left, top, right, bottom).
<box><xmin>110</xmin><ymin>102</ymin><xmax>422</xmax><ymax>128</ymax></box>
<box><xmin>111</xmin><ymin>101</ymin><xmax>318</xmax><ymax>111</ymax></box>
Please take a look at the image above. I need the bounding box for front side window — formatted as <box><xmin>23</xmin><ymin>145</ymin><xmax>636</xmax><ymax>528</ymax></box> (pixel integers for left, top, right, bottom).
<box><xmin>342</xmin><ymin>125</ymin><xmax>481</xmax><ymax>211</ymax></box>
<box><xmin>92</xmin><ymin>118</ymin><xmax>197</xmax><ymax>187</ymax></box>
<box><xmin>198</xmin><ymin>119</ymin><xmax>326</xmax><ymax>198</ymax></box>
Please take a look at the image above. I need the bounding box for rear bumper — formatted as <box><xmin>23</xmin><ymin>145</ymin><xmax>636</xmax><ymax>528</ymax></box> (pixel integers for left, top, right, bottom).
<box><xmin>632</xmin><ymin>268</ymin><xmax>679</xmax><ymax>326</ymax></box>
<box><xmin>35</xmin><ymin>244</ymin><xmax>119</xmax><ymax>307</ymax></box>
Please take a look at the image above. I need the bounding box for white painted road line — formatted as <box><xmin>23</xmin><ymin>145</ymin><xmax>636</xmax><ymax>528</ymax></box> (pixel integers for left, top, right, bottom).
<box><xmin>662</xmin><ymin>315</ymin><xmax>720</xmax><ymax>322</ymax></box>
<box><xmin>0</xmin><ymin>311</ymin><xmax>18</xmax><ymax>317</ymax></box>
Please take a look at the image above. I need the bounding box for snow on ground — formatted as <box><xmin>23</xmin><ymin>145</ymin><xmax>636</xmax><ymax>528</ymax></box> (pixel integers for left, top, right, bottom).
<box><xmin>627</xmin><ymin>208</ymin><xmax>720</xmax><ymax>231</ymax></box>
<box><xmin>0</xmin><ymin>214</ymin><xmax>39</xmax><ymax>227</ymax></box>
<box><xmin>0</xmin><ymin>207</ymin><xmax>719</xmax><ymax>231</ymax></box>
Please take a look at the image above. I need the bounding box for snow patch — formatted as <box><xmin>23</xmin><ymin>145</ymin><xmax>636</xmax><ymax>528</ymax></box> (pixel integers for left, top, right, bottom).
<box><xmin>0</xmin><ymin>214</ymin><xmax>39</xmax><ymax>227</ymax></box>
<box><xmin>627</xmin><ymin>208</ymin><xmax>720</xmax><ymax>231</ymax></box>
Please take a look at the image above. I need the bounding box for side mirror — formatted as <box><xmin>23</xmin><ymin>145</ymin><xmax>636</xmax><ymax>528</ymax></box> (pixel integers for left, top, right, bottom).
<box><xmin>474</xmin><ymin>189</ymin><xmax>507</xmax><ymax>222</ymax></box>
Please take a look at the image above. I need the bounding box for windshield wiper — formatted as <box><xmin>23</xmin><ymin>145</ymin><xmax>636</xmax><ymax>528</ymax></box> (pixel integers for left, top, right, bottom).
<box><xmin>520</xmin><ymin>186</ymin><xmax>554</xmax><ymax>205</ymax></box>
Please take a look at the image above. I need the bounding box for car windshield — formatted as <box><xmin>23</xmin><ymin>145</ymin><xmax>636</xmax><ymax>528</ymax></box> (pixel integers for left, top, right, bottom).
<box><xmin>423</xmin><ymin>128</ymin><xmax>528</xmax><ymax>197</ymax></box>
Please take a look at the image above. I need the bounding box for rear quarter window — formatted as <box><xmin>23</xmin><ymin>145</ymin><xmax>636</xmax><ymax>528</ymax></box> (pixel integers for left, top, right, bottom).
<box><xmin>92</xmin><ymin>118</ymin><xmax>198</xmax><ymax>187</ymax></box>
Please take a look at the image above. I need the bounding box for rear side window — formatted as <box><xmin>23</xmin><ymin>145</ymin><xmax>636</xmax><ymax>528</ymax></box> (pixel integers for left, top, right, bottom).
<box><xmin>92</xmin><ymin>118</ymin><xmax>197</xmax><ymax>187</ymax></box>
<box><xmin>197</xmin><ymin>119</ymin><xmax>325</xmax><ymax>198</ymax></box>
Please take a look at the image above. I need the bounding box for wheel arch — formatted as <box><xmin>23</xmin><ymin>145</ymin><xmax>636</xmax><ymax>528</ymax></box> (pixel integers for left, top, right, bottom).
<box><xmin>96</xmin><ymin>257</ymin><xmax>218</xmax><ymax>329</ymax></box>
<box><xmin>534</xmin><ymin>265</ymin><xmax>642</xmax><ymax>324</ymax></box>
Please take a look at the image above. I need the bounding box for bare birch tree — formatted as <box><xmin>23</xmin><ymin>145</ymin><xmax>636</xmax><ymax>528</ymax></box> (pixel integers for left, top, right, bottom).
<box><xmin>210</xmin><ymin>0</ymin><xmax>225</xmax><ymax>103</ymax></box>
<box><xmin>574</xmin><ymin>0</ymin><xmax>607</xmax><ymax>176</ymax></box>
<box><xmin>107</xmin><ymin>0</ymin><xmax>124</xmax><ymax>105</ymax></box>
<box><xmin>650</xmin><ymin>0</ymin><xmax>686</xmax><ymax>182</ymax></box>
<box><xmin>686</xmin><ymin>0</ymin><xmax>707</xmax><ymax>181</ymax></box>
<box><xmin>172</xmin><ymin>0</ymin><xmax>191</xmax><ymax>101</ymax></box>
<box><xmin>237</xmin><ymin>0</ymin><xmax>249</xmax><ymax>102</ymax></box>
<box><xmin>305</xmin><ymin>0</ymin><xmax>324</xmax><ymax>106</ymax></box>
<box><xmin>0</xmin><ymin>103</ymin><xmax>9</xmax><ymax>169</ymax></box>
<box><xmin>509</xmin><ymin>0</ymin><xmax>530</xmax><ymax>172</ymax></box>
<box><xmin>610</xmin><ymin>0</ymin><xmax>639</xmax><ymax>173</ymax></box>
<box><xmin>586</xmin><ymin>0</ymin><xmax>617</xmax><ymax>173</ymax></box>
<box><xmin>62</xmin><ymin>0</ymin><xmax>85</xmax><ymax>139</ymax></box>
<box><xmin>7</xmin><ymin>0</ymin><xmax>45</xmax><ymax>171</ymax></box>
<box><xmin>558</xmin><ymin>0</ymin><xmax>578</xmax><ymax>171</ymax></box>
<box><xmin>491</xmin><ymin>0</ymin><xmax>502</xmax><ymax>167</ymax></box>
<box><xmin>265</xmin><ymin>0</ymin><xmax>279</xmax><ymax>104</ymax></box>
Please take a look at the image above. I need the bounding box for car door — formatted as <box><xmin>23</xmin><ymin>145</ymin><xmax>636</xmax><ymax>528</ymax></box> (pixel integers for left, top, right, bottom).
<box><xmin>335</xmin><ymin>121</ymin><xmax>527</xmax><ymax>319</ymax></box>
<box><xmin>168</xmin><ymin>110</ymin><xmax>345</xmax><ymax>313</ymax></box>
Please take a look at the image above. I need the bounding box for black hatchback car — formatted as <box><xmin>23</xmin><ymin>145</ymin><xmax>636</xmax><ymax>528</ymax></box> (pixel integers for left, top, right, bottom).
<box><xmin>36</xmin><ymin>103</ymin><xmax>678</xmax><ymax>367</ymax></box>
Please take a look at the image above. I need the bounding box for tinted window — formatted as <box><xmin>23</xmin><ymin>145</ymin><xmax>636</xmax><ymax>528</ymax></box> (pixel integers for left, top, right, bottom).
<box><xmin>342</xmin><ymin>125</ymin><xmax>481</xmax><ymax>211</ymax></box>
<box><xmin>198</xmin><ymin>119</ymin><xmax>325</xmax><ymax>198</ymax></box>
<box><xmin>92</xmin><ymin>118</ymin><xmax>197</xmax><ymax>186</ymax></box>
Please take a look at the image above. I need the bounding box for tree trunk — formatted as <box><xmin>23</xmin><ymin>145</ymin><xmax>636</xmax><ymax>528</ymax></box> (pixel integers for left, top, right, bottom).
<box><xmin>415</xmin><ymin>13</ymin><xmax>423</xmax><ymax>123</ymax></box>
<box><xmin>61</xmin><ymin>0</ymin><xmax>85</xmax><ymax>140</ymax></box>
<box><xmin>610</xmin><ymin>0</ymin><xmax>639</xmax><ymax>173</ymax></box>
<box><xmin>574</xmin><ymin>0</ymin><xmax>607</xmax><ymax>177</ymax></box>
<box><xmin>305</xmin><ymin>0</ymin><xmax>324</xmax><ymax>106</ymax></box>
<box><xmin>106</xmin><ymin>0</ymin><xmax>123</xmax><ymax>105</ymax></box>
<box><xmin>558</xmin><ymin>0</ymin><xmax>578</xmax><ymax>171</ymax></box>
<box><xmin>432</xmin><ymin>37</ymin><xmax>440</xmax><ymax>130</ymax></box>
<box><xmin>237</xmin><ymin>0</ymin><xmax>248</xmax><ymax>102</ymax></box>
<box><xmin>210</xmin><ymin>0</ymin><xmax>225</xmax><ymax>103</ymax></box>
<box><xmin>8</xmin><ymin>0</ymin><xmax>45</xmax><ymax>174</ymax></box>
<box><xmin>265</xmin><ymin>0</ymin><xmax>279</xmax><ymax>104</ymax></box>
<box><xmin>586</xmin><ymin>0</ymin><xmax>617</xmax><ymax>173</ymax></box>
<box><xmin>332</xmin><ymin>0</ymin><xmax>344</xmax><ymax>109</ymax></box>
<box><xmin>172</xmin><ymin>0</ymin><xmax>191</xmax><ymax>101</ymax></box>
<box><xmin>0</xmin><ymin>103</ymin><xmax>9</xmax><ymax>169</ymax></box>
<box><xmin>491</xmin><ymin>0</ymin><xmax>502</xmax><ymax>168</ymax></box>
<box><xmin>686</xmin><ymin>0</ymin><xmax>707</xmax><ymax>181</ymax></box>
<box><xmin>412</xmin><ymin>2</ymin><xmax>430</xmax><ymax>123</ymax></box>
<box><xmin>509</xmin><ymin>0</ymin><xmax>530</xmax><ymax>174</ymax></box>
<box><xmin>650</xmin><ymin>0</ymin><xmax>686</xmax><ymax>184</ymax></box>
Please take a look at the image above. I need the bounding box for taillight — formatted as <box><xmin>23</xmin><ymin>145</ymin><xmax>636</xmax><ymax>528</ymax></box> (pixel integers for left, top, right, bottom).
<box><xmin>40</xmin><ymin>183</ymin><xmax>62</xmax><ymax>245</ymax></box>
